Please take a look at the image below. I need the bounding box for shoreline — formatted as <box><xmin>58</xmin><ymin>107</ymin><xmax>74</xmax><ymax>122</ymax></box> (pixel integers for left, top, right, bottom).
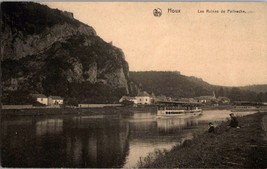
<box><xmin>0</xmin><ymin>104</ymin><xmax>256</xmax><ymax>117</ymax></box>
<box><xmin>0</xmin><ymin>104</ymin><xmax>230</xmax><ymax>115</ymax></box>
<box><xmin>139</xmin><ymin>112</ymin><xmax>267</xmax><ymax>168</ymax></box>
<box><xmin>0</xmin><ymin>106</ymin><xmax>157</xmax><ymax>117</ymax></box>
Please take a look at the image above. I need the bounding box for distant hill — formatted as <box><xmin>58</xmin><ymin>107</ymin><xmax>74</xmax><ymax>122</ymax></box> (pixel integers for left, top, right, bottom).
<box><xmin>129</xmin><ymin>71</ymin><xmax>214</xmax><ymax>98</ymax></box>
<box><xmin>129</xmin><ymin>71</ymin><xmax>267</xmax><ymax>102</ymax></box>
<box><xmin>240</xmin><ymin>85</ymin><xmax>267</xmax><ymax>93</ymax></box>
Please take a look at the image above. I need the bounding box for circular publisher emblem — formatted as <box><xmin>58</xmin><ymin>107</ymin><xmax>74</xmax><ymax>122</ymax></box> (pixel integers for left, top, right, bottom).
<box><xmin>153</xmin><ymin>8</ymin><xmax>162</xmax><ymax>17</ymax></box>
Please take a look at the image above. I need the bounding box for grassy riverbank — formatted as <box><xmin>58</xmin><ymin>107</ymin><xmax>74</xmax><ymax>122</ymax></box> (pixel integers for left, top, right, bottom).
<box><xmin>140</xmin><ymin>112</ymin><xmax>267</xmax><ymax>168</ymax></box>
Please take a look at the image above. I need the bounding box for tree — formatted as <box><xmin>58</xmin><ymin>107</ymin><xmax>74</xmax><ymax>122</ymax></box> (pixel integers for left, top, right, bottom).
<box><xmin>229</xmin><ymin>87</ymin><xmax>242</xmax><ymax>101</ymax></box>
<box><xmin>257</xmin><ymin>92</ymin><xmax>264</xmax><ymax>102</ymax></box>
<box><xmin>218</xmin><ymin>87</ymin><xmax>225</xmax><ymax>97</ymax></box>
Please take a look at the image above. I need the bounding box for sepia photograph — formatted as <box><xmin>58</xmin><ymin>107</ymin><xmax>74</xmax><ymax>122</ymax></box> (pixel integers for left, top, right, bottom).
<box><xmin>1</xmin><ymin>1</ymin><xmax>267</xmax><ymax>168</ymax></box>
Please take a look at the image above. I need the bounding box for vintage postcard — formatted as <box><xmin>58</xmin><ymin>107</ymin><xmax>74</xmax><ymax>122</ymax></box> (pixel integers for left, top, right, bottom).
<box><xmin>1</xmin><ymin>1</ymin><xmax>267</xmax><ymax>168</ymax></box>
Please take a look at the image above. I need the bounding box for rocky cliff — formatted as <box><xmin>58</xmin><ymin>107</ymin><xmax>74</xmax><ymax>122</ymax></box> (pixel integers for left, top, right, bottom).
<box><xmin>1</xmin><ymin>2</ymin><xmax>129</xmax><ymax>104</ymax></box>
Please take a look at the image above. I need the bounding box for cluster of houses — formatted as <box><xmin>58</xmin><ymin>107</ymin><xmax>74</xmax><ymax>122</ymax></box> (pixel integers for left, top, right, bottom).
<box><xmin>31</xmin><ymin>91</ymin><xmax>230</xmax><ymax>107</ymax></box>
<box><xmin>31</xmin><ymin>94</ymin><xmax>64</xmax><ymax>106</ymax></box>
<box><xmin>119</xmin><ymin>91</ymin><xmax>230</xmax><ymax>106</ymax></box>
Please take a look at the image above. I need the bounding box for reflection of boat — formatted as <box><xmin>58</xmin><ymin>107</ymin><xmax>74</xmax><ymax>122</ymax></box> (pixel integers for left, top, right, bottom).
<box><xmin>156</xmin><ymin>101</ymin><xmax>202</xmax><ymax>118</ymax></box>
<box><xmin>157</xmin><ymin>117</ymin><xmax>199</xmax><ymax>131</ymax></box>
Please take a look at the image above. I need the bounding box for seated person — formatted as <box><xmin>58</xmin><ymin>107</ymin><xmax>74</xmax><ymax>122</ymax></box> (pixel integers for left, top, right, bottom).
<box><xmin>228</xmin><ymin>113</ymin><xmax>239</xmax><ymax>128</ymax></box>
<box><xmin>208</xmin><ymin>122</ymin><xmax>215</xmax><ymax>133</ymax></box>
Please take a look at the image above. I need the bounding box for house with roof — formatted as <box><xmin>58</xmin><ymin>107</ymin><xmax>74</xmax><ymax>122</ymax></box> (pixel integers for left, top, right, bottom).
<box><xmin>136</xmin><ymin>91</ymin><xmax>153</xmax><ymax>105</ymax></box>
<box><xmin>196</xmin><ymin>96</ymin><xmax>216</xmax><ymax>104</ymax></box>
<box><xmin>195</xmin><ymin>91</ymin><xmax>217</xmax><ymax>104</ymax></box>
<box><xmin>48</xmin><ymin>96</ymin><xmax>64</xmax><ymax>105</ymax></box>
<box><xmin>30</xmin><ymin>94</ymin><xmax>48</xmax><ymax>105</ymax></box>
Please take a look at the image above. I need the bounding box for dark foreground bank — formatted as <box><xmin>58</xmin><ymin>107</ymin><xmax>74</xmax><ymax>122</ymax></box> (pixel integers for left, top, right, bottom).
<box><xmin>142</xmin><ymin>112</ymin><xmax>267</xmax><ymax>168</ymax></box>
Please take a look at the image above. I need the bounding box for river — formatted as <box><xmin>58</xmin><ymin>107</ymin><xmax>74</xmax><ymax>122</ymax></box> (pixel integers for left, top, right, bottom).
<box><xmin>1</xmin><ymin>109</ymin><xmax>257</xmax><ymax>168</ymax></box>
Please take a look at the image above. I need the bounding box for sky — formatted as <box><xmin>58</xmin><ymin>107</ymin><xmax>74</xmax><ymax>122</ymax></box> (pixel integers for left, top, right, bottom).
<box><xmin>43</xmin><ymin>2</ymin><xmax>267</xmax><ymax>87</ymax></box>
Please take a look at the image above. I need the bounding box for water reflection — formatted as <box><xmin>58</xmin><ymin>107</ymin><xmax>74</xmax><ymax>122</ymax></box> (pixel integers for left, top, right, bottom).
<box><xmin>157</xmin><ymin>117</ymin><xmax>199</xmax><ymax>132</ymax></box>
<box><xmin>132</xmin><ymin>112</ymin><xmax>155</xmax><ymax>119</ymax></box>
<box><xmin>36</xmin><ymin>119</ymin><xmax>63</xmax><ymax>136</ymax></box>
<box><xmin>123</xmin><ymin>113</ymin><xmax>200</xmax><ymax>168</ymax></box>
<box><xmin>62</xmin><ymin>118</ymin><xmax>130</xmax><ymax>168</ymax></box>
<box><xmin>1</xmin><ymin>110</ymin><xmax>258</xmax><ymax>168</ymax></box>
<box><xmin>2</xmin><ymin>116</ymin><xmax>130</xmax><ymax>168</ymax></box>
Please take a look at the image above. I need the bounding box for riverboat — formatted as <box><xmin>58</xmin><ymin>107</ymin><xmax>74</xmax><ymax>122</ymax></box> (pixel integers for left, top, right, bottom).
<box><xmin>156</xmin><ymin>101</ymin><xmax>203</xmax><ymax>118</ymax></box>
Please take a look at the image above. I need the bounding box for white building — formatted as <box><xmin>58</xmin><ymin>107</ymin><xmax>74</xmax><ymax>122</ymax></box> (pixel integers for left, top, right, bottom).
<box><xmin>48</xmin><ymin>96</ymin><xmax>64</xmax><ymax>105</ymax></box>
<box><xmin>31</xmin><ymin>94</ymin><xmax>48</xmax><ymax>105</ymax></box>
<box><xmin>136</xmin><ymin>91</ymin><xmax>153</xmax><ymax>105</ymax></box>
